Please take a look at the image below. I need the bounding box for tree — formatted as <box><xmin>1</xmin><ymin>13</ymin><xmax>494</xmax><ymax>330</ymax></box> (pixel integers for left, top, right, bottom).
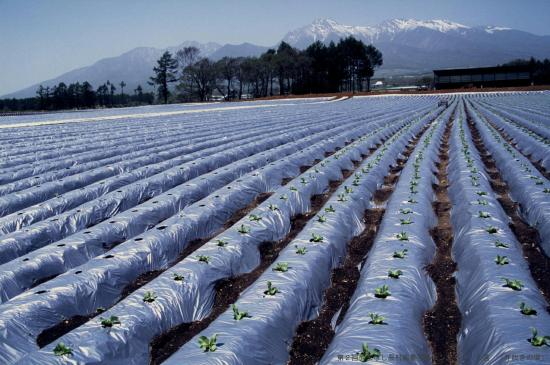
<box><xmin>119</xmin><ymin>81</ymin><xmax>126</xmax><ymax>103</ymax></box>
<box><xmin>216</xmin><ymin>57</ymin><xmax>238</xmax><ymax>99</ymax></box>
<box><xmin>362</xmin><ymin>45</ymin><xmax>383</xmax><ymax>92</ymax></box>
<box><xmin>149</xmin><ymin>51</ymin><xmax>178</xmax><ymax>103</ymax></box>
<box><xmin>181</xmin><ymin>58</ymin><xmax>217</xmax><ymax>101</ymax></box>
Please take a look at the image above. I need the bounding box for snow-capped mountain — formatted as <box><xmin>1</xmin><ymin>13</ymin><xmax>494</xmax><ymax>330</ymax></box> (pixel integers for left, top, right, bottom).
<box><xmin>4</xmin><ymin>18</ymin><xmax>550</xmax><ymax>98</ymax></box>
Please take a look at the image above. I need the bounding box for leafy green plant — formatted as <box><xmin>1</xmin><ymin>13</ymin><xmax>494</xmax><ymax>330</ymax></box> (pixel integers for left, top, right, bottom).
<box><xmin>495</xmin><ymin>255</ymin><xmax>509</xmax><ymax>266</ymax></box>
<box><xmin>476</xmin><ymin>191</ymin><xmax>488</xmax><ymax>196</ymax></box>
<box><xmin>495</xmin><ymin>240</ymin><xmax>509</xmax><ymax>248</ymax></box>
<box><xmin>295</xmin><ymin>245</ymin><xmax>307</xmax><ymax>255</ymax></box>
<box><xmin>486</xmin><ymin>226</ymin><xmax>498</xmax><ymax>234</ymax></box>
<box><xmin>216</xmin><ymin>239</ymin><xmax>228</xmax><ymax>247</ymax></box>
<box><xmin>197</xmin><ymin>255</ymin><xmax>210</xmax><ymax>263</ymax></box>
<box><xmin>100</xmin><ymin>316</ymin><xmax>121</xmax><ymax>328</ymax></box>
<box><xmin>249</xmin><ymin>214</ymin><xmax>262</xmax><ymax>222</ymax></box>
<box><xmin>368</xmin><ymin>313</ymin><xmax>387</xmax><ymax>325</ymax></box>
<box><xmin>477</xmin><ymin>199</ymin><xmax>489</xmax><ymax>206</ymax></box>
<box><xmin>396</xmin><ymin>231</ymin><xmax>409</xmax><ymax>241</ymax></box>
<box><xmin>237</xmin><ymin>224</ymin><xmax>250</xmax><ymax>234</ymax></box>
<box><xmin>400</xmin><ymin>208</ymin><xmax>413</xmax><ymax>215</ymax></box>
<box><xmin>300</xmin><ymin>177</ymin><xmax>308</xmax><ymax>185</ymax></box>
<box><xmin>268</xmin><ymin>204</ymin><xmax>279</xmax><ymax>211</ymax></box>
<box><xmin>264</xmin><ymin>281</ymin><xmax>278</xmax><ymax>296</ymax></box>
<box><xmin>407</xmin><ymin>197</ymin><xmax>418</xmax><ymax>204</ymax></box>
<box><xmin>274</xmin><ymin>262</ymin><xmax>289</xmax><ymax>272</ymax></box>
<box><xmin>232</xmin><ymin>304</ymin><xmax>250</xmax><ymax>320</ymax></box>
<box><xmin>345</xmin><ymin>186</ymin><xmax>353</xmax><ymax>194</ymax></box>
<box><xmin>279</xmin><ymin>194</ymin><xmax>288</xmax><ymax>201</ymax></box>
<box><xmin>388</xmin><ymin>269</ymin><xmax>403</xmax><ymax>279</ymax></box>
<box><xmin>310</xmin><ymin>233</ymin><xmax>324</xmax><ymax>243</ymax></box>
<box><xmin>503</xmin><ymin>278</ymin><xmax>524</xmax><ymax>291</ymax></box>
<box><xmin>96</xmin><ymin>307</ymin><xmax>106</xmax><ymax>314</ymax></box>
<box><xmin>143</xmin><ymin>291</ymin><xmax>157</xmax><ymax>303</ymax></box>
<box><xmin>520</xmin><ymin>302</ymin><xmax>537</xmax><ymax>316</ymax></box>
<box><xmin>528</xmin><ymin>328</ymin><xmax>550</xmax><ymax>347</ymax></box>
<box><xmin>198</xmin><ymin>334</ymin><xmax>218</xmax><ymax>352</ymax></box>
<box><xmin>393</xmin><ymin>249</ymin><xmax>408</xmax><ymax>259</ymax></box>
<box><xmin>317</xmin><ymin>214</ymin><xmax>327</xmax><ymax>223</ymax></box>
<box><xmin>324</xmin><ymin>205</ymin><xmax>336</xmax><ymax>213</ymax></box>
<box><xmin>173</xmin><ymin>273</ymin><xmax>185</xmax><ymax>281</ymax></box>
<box><xmin>374</xmin><ymin>285</ymin><xmax>391</xmax><ymax>299</ymax></box>
<box><xmin>337</xmin><ymin>193</ymin><xmax>348</xmax><ymax>202</ymax></box>
<box><xmin>400</xmin><ymin>218</ymin><xmax>413</xmax><ymax>225</ymax></box>
<box><xmin>358</xmin><ymin>343</ymin><xmax>381</xmax><ymax>362</ymax></box>
<box><xmin>290</xmin><ymin>186</ymin><xmax>298</xmax><ymax>192</ymax></box>
<box><xmin>478</xmin><ymin>211</ymin><xmax>491</xmax><ymax>218</ymax></box>
<box><xmin>53</xmin><ymin>342</ymin><xmax>72</xmax><ymax>356</ymax></box>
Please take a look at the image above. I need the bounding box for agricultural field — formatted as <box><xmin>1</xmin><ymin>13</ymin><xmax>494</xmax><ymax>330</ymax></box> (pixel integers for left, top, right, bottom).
<box><xmin>0</xmin><ymin>93</ymin><xmax>549</xmax><ymax>365</ymax></box>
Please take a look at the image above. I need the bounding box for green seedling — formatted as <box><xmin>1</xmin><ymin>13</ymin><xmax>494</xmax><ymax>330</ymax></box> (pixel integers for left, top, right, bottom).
<box><xmin>198</xmin><ymin>334</ymin><xmax>218</xmax><ymax>352</ymax></box>
<box><xmin>486</xmin><ymin>226</ymin><xmax>498</xmax><ymax>234</ymax></box>
<box><xmin>345</xmin><ymin>186</ymin><xmax>353</xmax><ymax>194</ymax></box>
<box><xmin>352</xmin><ymin>179</ymin><xmax>361</xmax><ymax>187</ymax></box>
<box><xmin>374</xmin><ymin>285</ymin><xmax>391</xmax><ymax>299</ymax></box>
<box><xmin>216</xmin><ymin>239</ymin><xmax>228</xmax><ymax>247</ymax></box>
<box><xmin>274</xmin><ymin>262</ymin><xmax>289</xmax><ymax>272</ymax></box>
<box><xmin>264</xmin><ymin>281</ymin><xmax>278</xmax><ymax>296</ymax></box>
<box><xmin>290</xmin><ymin>186</ymin><xmax>298</xmax><ymax>192</ymax></box>
<box><xmin>279</xmin><ymin>194</ymin><xmax>288</xmax><ymax>201</ymax></box>
<box><xmin>476</xmin><ymin>191</ymin><xmax>488</xmax><ymax>196</ymax></box>
<box><xmin>197</xmin><ymin>255</ymin><xmax>210</xmax><ymax>263</ymax></box>
<box><xmin>324</xmin><ymin>205</ymin><xmax>336</xmax><ymax>213</ymax></box>
<box><xmin>143</xmin><ymin>291</ymin><xmax>157</xmax><ymax>303</ymax></box>
<box><xmin>400</xmin><ymin>218</ymin><xmax>413</xmax><ymax>225</ymax></box>
<box><xmin>310</xmin><ymin>233</ymin><xmax>324</xmax><ymax>243</ymax></box>
<box><xmin>232</xmin><ymin>304</ymin><xmax>250</xmax><ymax>320</ymax></box>
<box><xmin>268</xmin><ymin>204</ymin><xmax>279</xmax><ymax>211</ymax></box>
<box><xmin>520</xmin><ymin>302</ymin><xmax>537</xmax><ymax>316</ymax></box>
<box><xmin>388</xmin><ymin>269</ymin><xmax>403</xmax><ymax>279</ymax></box>
<box><xmin>477</xmin><ymin>199</ymin><xmax>489</xmax><ymax>206</ymax></box>
<box><xmin>368</xmin><ymin>313</ymin><xmax>387</xmax><ymax>325</ymax></box>
<box><xmin>407</xmin><ymin>197</ymin><xmax>418</xmax><ymax>204</ymax></box>
<box><xmin>396</xmin><ymin>231</ymin><xmax>409</xmax><ymax>241</ymax></box>
<box><xmin>393</xmin><ymin>249</ymin><xmax>408</xmax><ymax>259</ymax></box>
<box><xmin>495</xmin><ymin>240</ymin><xmax>509</xmax><ymax>248</ymax></box>
<box><xmin>295</xmin><ymin>245</ymin><xmax>307</xmax><ymax>255</ymax></box>
<box><xmin>249</xmin><ymin>214</ymin><xmax>262</xmax><ymax>222</ymax></box>
<box><xmin>53</xmin><ymin>342</ymin><xmax>72</xmax><ymax>356</ymax></box>
<box><xmin>544</xmin><ymin>188</ymin><xmax>550</xmax><ymax>194</ymax></box>
<box><xmin>173</xmin><ymin>273</ymin><xmax>185</xmax><ymax>281</ymax></box>
<box><xmin>96</xmin><ymin>307</ymin><xmax>106</xmax><ymax>314</ymax></box>
<box><xmin>400</xmin><ymin>208</ymin><xmax>413</xmax><ymax>214</ymax></box>
<box><xmin>478</xmin><ymin>211</ymin><xmax>491</xmax><ymax>218</ymax></box>
<box><xmin>358</xmin><ymin>343</ymin><xmax>381</xmax><ymax>362</ymax></box>
<box><xmin>528</xmin><ymin>328</ymin><xmax>550</xmax><ymax>347</ymax></box>
<box><xmin>503</xmin><ymin>278</ymin><xmax>524</xmax><ymax>291</ymax></box>
<box><xmin>100</xmin><ymin>316</ymin><xmax>121</xmax><ymax>328</ymax></box>
<box><xmin>495</xmin><ymin>255</ymin><xmax>509</xmax><ymax>266</ymax></box>
<box><xmin>300</xmin><ymin>177</ymin><xmax>308</xmax><ymax>185</ymax></box>
<box><xmin>337</xmin><ymin>193</ymin><xmax>348</xmax><ymax>202</ymax></box>
<box><xmin>317</xmin><ymin>214</ymin><xmax>327</xmax><ymax>223</ymax></box>
<box><xmin>237</xmin><ymin>224</ymin><xmax>250</xmax><ymax>234</ymax></box>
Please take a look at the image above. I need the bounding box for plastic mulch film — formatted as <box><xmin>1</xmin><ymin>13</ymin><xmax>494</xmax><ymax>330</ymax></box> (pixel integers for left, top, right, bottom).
<box><xmin>466</xmin><ymin>101</ymin><xmax>550</xmax><ymax>256</ymax></box>
<box><xmin>319</xmin><ymin>106</ymin><xmax>453</xmax><ymax>364</ymax></box>
<box><xmin>449</xmin><ymin>102</ymin><xmax>550</xmax><ymax>365</ymax></box>
<box><xmin>157</xmin><ymin>114</ymin><xmax>435</xmax><ymax>365</ymax></box>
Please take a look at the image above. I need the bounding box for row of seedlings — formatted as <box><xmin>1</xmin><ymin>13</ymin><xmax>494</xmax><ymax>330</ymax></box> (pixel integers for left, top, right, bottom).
<box><xmin>465</xmin><ymin>101</ymin><xmax>550</xmax><ymax>256</ymax></box>
<box><xmin>0</xmin><ymin>112</ymin><xmax>394</xmax><ymax>302</ymax></box>
<box><xmin>448</xmin><ymin>104</ymin><xmax>550</xmax><ymax>364</ymax></box>
<box><xmin>158</xmin><ymin>110</ymin><xmax>436</xmax><ymax>364</ymax></box>
<box><xmin>0</xmin><ymin>109</ymin><xmax>432</xmax><ymax>364</ymax></box>
<box><xmin>11</xmin><ymin>112</ymin><xmax>412</xmax><ymax>364</ymax></box>
<box><xmin>319</xmin><ymin>105</ymin><xmax>453</xmax><ymax>364</ymax></box>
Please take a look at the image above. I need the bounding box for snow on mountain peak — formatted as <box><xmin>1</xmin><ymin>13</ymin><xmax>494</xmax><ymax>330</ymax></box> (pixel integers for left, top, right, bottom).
<box><xmin>377</xmin><ymin>18</ymin><xmax>470</xmax><ymax>33</ymax></box>
<box><xmin>484</xmin><ymin>25</ymin><xmax>512</xmax><ymax>34</ymax></box>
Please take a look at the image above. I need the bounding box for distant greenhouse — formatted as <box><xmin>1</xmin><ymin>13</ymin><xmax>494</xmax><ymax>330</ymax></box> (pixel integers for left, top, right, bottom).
<box><xmin>433</xmin><ymin>65</ymin><xmax>533</xmax><ymax>89</ymax></box>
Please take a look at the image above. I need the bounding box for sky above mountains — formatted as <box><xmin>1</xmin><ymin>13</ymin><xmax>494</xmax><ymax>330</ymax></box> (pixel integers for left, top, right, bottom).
<box><xmin>2</xmin><ymin>0</ymin><xmax>550</xmax><ymax>96</ymax></box>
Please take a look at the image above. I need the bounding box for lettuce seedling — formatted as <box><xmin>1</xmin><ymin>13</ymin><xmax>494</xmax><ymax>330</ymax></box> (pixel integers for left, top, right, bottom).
<box><xmin>197</xmin><ymin>255</ymin><xmax>210</xmax><ymax>263</ymax></box>
<box><xmin>143</xmin><ymin>291</ymin><xmax>157</xmax><ymax>303</ymax></box>
<box><xmin>274</xmin><ymin>262</ymin><xmax>289</xmax><ymax>272</ymax></box>
<box><xmin>374</xmin><ymin>285</ymin><xmax>391</xmax><ymax>299</ymax></box>
<box><xmin>396</xmin><ymin>231</ymin><xmax>409</xmax><ymax>241</ymax></box>
<box><xmin>264</xmin><ymin>281</ymin><xmax>278</xmax><ymax>296</ymax></box>
<box><xmin>352</xmin><ymin>179</ymin><xmax>361</xmax><ymax>187</ymax></box>
<box><xmin>368</xmin><ymin>313</ymin><xmax>387</xmax><ymax>325</ymax></box>
<box><xmin>358</xmin><ymin>343</ymin><xmax>381</xmax><ymax>362</ymax></box>
<box><xmin>232</xmin><ymin>304</ymin><xmax>250</xmax><ymax>320</ymax></box>
<box><xmin>216</xmin><ymin>239</ymin><xmax>228</xmax><ymax>247</ymax></box>
<box><xmin>400</xmin><ymin>218</ymin><xmax>413</xmax><ymax>225</ymax></box>
<box><xmin>486</xmin><ymin>226</ymin><xmax>498</xmax><ymax>234</ymax></box>
<box><xmin>388</xmin><ymin>269</ymin><xmax>403</xmax><ymax>279</ymax></box>
<box><xmin>520</xmin><ymin>302</ymin><xmax>537</xmax><ymax>316</ymax></box>
<box><xmin>324</xmin><ymin>205</ymin><xmax>336</xmax><ymax>213</ymax></box>
<box><xmin>400</xmin><ymin>208</ymin><xmax>413</xmax><ymax>215</ymax></box>
<box><xmin>100</xmin><ymin>316</ymin><xmax>121</xmax><ymax>328</ymax></box>
<box><xmin>295</xmin><ymin>245</ymin><xmax>307</xmax><ymax>255</ymax></box>
<box><xmin>268</xmin><ymin>204</ymin><xmax>279</xmax><ymax>211</ymax></box>
<box><xmin>528</xmin><ymin>328</ymin><xmax>550</xmax><ymax>347</ymax></box>
<box><xmin>495</xmin><ymin>240</ymin><xmax>509</xmax><ymax>248</ymax></box>
<box><xmin>300</xmin><ymin>177</ymin><xmax>308</xmax><ymax>185</ymax></box>
<box><xmin>96</xmin><ymin>307</ymin><xmax>106</xmax><ymax>314</ymax></box>
<box><xmin>337</xmin><ymin>193</ymin><xmax>348</xmax><ymax>202</ymax></box>
<box><xmin>478</xmin><ymin>211</ymin><xmax>491</xmax><ymax>218</ymax></box>
<box><xmin>503</xmin><ymin>278</ymin><xmax>523</xmax><ymax>291</ymax></box>
<box><xmin>345</xmin><ymin>186</ymin><xmax>353</xmax><ymax>194</ymax></box>
<box><xmin>198</xmin><ymin>334</ymin><xmax>218</xmax><ymax>352</ymax></box>
<box><xmin>290</xmin><ymin>186</ymin><xmax>298</xmax><ymax>192</ymax></box>
<box><xmin>317</xmin><ymin>215</ymin><xmax>327</xmax><ymax>223</ymax></box>
<box><xmin>476</xmin><ymin>191</ymin><xmax>488</xmax><ymax>196</ymax></box>
<box><xmin>173</xmin><ymin>273</ymin><xmax>185</xmax><ymax>281</ymax></box>
<box><xmin>279</xmin><ymin>194</ymin><xmax>288</xmax><ymax>201</ymax></box>
<box><xmin>310</xmin><ymin>233</ymin><xmax>324</xmax><ymax>243</ymax></box>
<box><xmin>407</xmin><ymin>197</ymin><xmax>418</xmax><ymax>204</ymax></box>
<box><xmin>393</xmin><ymin>249</ymin><xmax>408</xmax><ymax>259</ymax></box>
<box><xmin>495</xmin><ymin>255</ymin><xmax>509</xmax><ymax>265</ymax></box>
<box><xmin>544</xmin><ymin>188</ymin><xmax>550</xmax><ymax>194</ymax></box>
<box><xmin>477</xmin><ymin>199</ymin><xmax>489</xmax><ymax>206</ymax></box>
<box><xmin>237</xmin><ymin>224</ymin><xmax>250</xmax><ymax>234</ymax></box>
<box><xmin>249</xmin><ymin>214</ymin><xmax>262</xmax><ymax>222</ymax></box>
<box><xmin>53</xmin><ymin>342</ymin><xmax>72</xmax><ymax>356</ymax></box>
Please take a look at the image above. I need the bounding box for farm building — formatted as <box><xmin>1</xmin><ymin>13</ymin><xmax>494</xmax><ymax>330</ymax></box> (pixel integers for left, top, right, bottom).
<box><xmin>433</xmin><ymin>65</ymin><xmax>533</xmax><ymax>89</ymax></box>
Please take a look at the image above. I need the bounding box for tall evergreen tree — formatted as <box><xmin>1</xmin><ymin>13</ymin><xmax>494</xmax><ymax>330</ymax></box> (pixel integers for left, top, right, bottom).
<box><xmin>149</xmin><ymin>51</ymin><xmax>178</xmax><ymax>104</ymax></box>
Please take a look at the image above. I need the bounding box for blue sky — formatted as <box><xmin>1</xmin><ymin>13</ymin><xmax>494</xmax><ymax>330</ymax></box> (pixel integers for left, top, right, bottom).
<box><xmin>1</xmin><ymin>0</ymin><xmax>549</xmax><ymax>95</ymax></box>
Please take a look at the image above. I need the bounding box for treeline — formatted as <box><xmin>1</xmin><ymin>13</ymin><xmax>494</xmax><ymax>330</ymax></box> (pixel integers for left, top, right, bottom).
<box><xmin>0</xmin><ymin>81</ymin><xmax>154</xmax><ymax>112</ymax></box>
<box><xmin>150</xmin><ymin>37</ymin><xmax>383</xmax><ymax>102</ymax></box>
<box><xmin>503</xmin><ymin>57</ymin><xmax>550</xmax><ymax>85</ymax></box>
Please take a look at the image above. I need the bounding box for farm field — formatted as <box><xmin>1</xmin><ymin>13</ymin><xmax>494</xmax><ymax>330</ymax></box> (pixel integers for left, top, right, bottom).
<box><xmin>0</xmin><ymin>93</ymin><xmax>549</xmax><ymax>364</ymax></box>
